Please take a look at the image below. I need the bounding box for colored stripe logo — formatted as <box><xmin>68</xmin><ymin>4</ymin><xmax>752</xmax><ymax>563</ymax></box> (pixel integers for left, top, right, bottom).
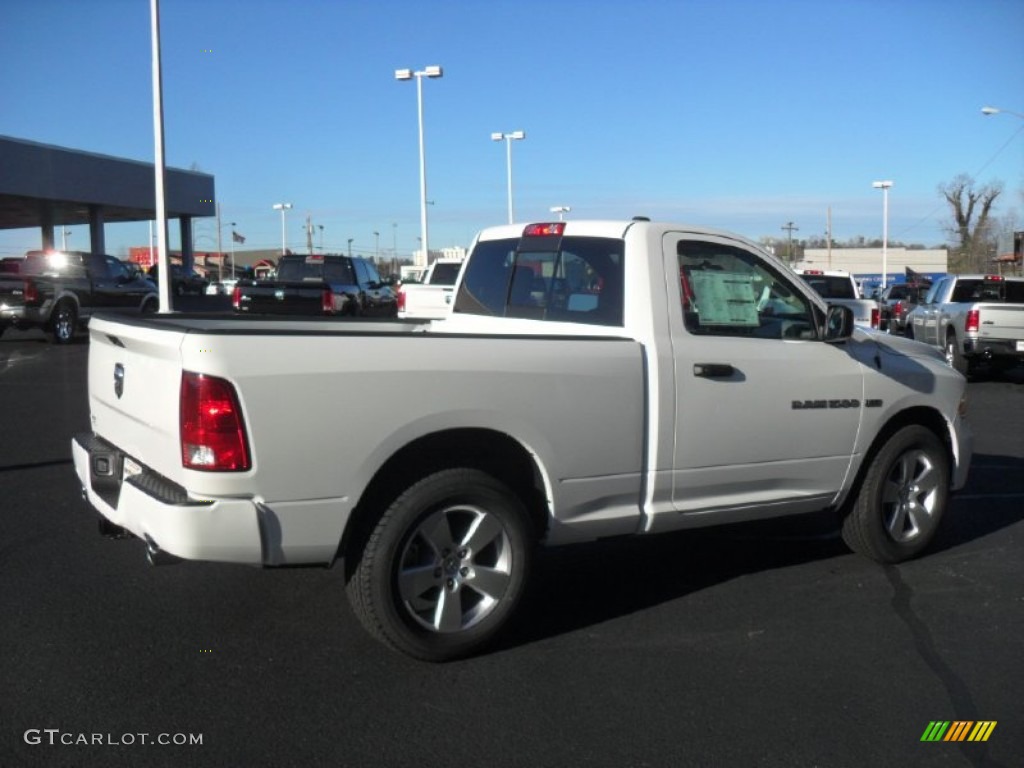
<box><xmin>921</xmin><ymin>721</ymin><xmax>997</xmax><ymax>742</ymax></box>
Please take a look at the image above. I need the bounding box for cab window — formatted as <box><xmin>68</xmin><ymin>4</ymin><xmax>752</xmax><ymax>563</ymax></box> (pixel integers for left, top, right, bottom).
<box><xmin>454</xmin><ymin>236</ymin><xmax>624</xmax><ymax>326</ymax></box>
<box><xmin>677</xmin><ymin>240</ymin><xmax>816</xmax><ymax>340</ymax></box>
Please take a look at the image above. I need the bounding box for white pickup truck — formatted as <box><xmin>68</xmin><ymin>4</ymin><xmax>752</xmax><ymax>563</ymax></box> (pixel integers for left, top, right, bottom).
<box><xmin>797</xmin><ymin>269</ymin><xmax>880</xmax><ymax>330</ymax></box>
<box><xmin>72</xmin><ymin>219</ymin><xmax>972</xmax><ymax>661</ymax></box>
<box><xmin>396</xmin><ymin>258</ymin><xmax>464</xmax><ymax>319</ymax></box>
<box><xmin>908</xmin><ymin>273</ymin><xmax>1024</xmax><ymax>376</ymax></box>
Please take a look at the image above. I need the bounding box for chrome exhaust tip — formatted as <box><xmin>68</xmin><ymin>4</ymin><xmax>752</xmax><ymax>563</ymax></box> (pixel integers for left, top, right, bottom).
<box><xmin>144</xmin><ymin>535</ymin><xmax>181</xmax><ymax>566</ymax></box>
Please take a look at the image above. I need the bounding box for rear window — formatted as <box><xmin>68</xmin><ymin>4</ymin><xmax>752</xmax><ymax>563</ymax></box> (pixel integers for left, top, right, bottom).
<box><xmin>277</xmin><ymin>256</ymin><xmax>354</xmax><ymax>284</ymax></box>
<box><xmin>453</xmin><ymin>236</ymin><xmax>624</xmax><ymax>326</ymax></box>
<box><xmin>951</xmin><ymin>279</ymin><xmax>1024</xmax><ymax>303</ymax></box>
<box><xmin>429</xmin><ymin>262</ymin><xmax>462</xmax><ymax>285</ymax></box>
<box><xmin>22</xmin><ymin>252</ymin><xmax>87</xmax><ymax>278</ymax></box>
<box><xmin>799</xmin><ymin>274</ymin><xmax>857</xmax><ymax>299</ymax></box>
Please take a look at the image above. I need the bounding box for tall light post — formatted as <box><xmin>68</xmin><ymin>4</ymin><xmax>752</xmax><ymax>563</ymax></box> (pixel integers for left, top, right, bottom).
<box><xmin>550</xmin><ymin>206</ymin><xmax>570</xmax><ymax>221</ymax></box>
<box><xmin>872</xmin><ymin>181</ymin><xmax>893</xmax><ymax>293</ymax></box>
<box><xmin>395</xmin><ymin>65</ymin><xmax>443</xmax><ymax>267</ymax></box>
<box><xmin>318</xmin><ymin>225</ymin><xmax>324</xmax><ymax>252</ymax></box>
<box><xmin>272</xmin><ymin>203</ymin><xmax>293</xmax><ymax>256</ymax></box>
<box><xmin>491</xmin><ymin>130</ymin><xmax>525</xmax><ymax>224</ymax></box>
<box><xmin>347</xmin><ymin>238</ymin><xmax>354</xmax><ymax>258</ymax></box>
<box><xmin>373</xmin><ymin>230</ymin><xmax>380</xmax><ymax>262</ymax></box>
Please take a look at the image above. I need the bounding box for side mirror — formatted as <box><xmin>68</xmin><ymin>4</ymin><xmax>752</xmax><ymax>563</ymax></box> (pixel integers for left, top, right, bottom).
<box><xmin>824</xmin><ymin>304</ymin><xmax>854</xmax><ymax>343</ymax></box>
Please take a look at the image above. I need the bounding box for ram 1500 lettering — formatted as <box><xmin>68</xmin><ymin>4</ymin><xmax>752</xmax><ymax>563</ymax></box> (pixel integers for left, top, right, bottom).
<box><xmin>72</xmin><ymin>219</ymin><xmax>972</xmax><ymax>661</ymax></box>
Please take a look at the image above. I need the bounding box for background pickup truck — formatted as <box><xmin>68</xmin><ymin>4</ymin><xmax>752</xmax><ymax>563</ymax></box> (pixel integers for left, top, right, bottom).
<box><xmin>231</xmin><ymin>253</ymin><xmax>397</xmax><ymax>317</ymax></box>
<box><xmin>797</xmin><ymin>269</ymin><xmax>880</xmax><ymax>330</ymax></box>
<box><xmin>73</xmin><ymin>219</ymin><xmax>971</xmax><ymax>661</ymax></box>
<box><xmin>908</xmin><ymin>273</ymin><xmax>1024</xmax><ymax>375</ymax></box>
<box><xmin>0</xmin><ymin>250</ymin><xmax>157</xmax><ymax>343</ymax></box>
<box><xmin>878</xmin><ymin>279</ymin><xmax>930</xmax><ymax>335</ymax></box>
<box><xmin>397</xmin><ymin>258</ymin><xmax>464</xmax><ymax>319</ymax></box>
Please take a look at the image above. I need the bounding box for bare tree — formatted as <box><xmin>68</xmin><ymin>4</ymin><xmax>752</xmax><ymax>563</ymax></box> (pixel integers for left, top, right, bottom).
<box><xmin>938</xmin><ymin>174</ymin><xmax>1003</xmax><ymax>271</ymax></box>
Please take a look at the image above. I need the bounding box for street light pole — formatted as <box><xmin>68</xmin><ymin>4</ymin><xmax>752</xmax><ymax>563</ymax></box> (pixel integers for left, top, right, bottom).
<box><xmin>550</xmin><ymin>206</ymin><xmax>570</xmax><ymax>221</ymax></box>
<box><xmin>272</xmin><ymin>203</ymin><xmax>293</xmax><ymax>257</ymax></box>
<box><xmin>347</xmin><ymin>238</ymin><xmax>353</xmax><ymax>258</ymax></box>
<box><xmin>872</xmin><ymin>181</ymin><xmax>893</xmax><ymax>293</ymax></box>
<box><xmin>395</xmin><ymin>65</ymin><xmax>443</xmax><ymax>267</ymax></box>
<box><xmin>491</xmin><ymin>130</ymin><xmax>525</xmax><ymax>224</ymax></box>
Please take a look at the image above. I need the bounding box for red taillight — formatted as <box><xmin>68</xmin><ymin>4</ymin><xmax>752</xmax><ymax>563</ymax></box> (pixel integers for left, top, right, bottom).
<box><xmin>180</xmin><ymin>372</ymin><xmax>251</xmax><ymax>472</ymax></box>
<box><xmin>321</xmin><ymin>287</ymin><xmax>334</xmax><ymax>314</ymax></box>
<box><xmin>397</xmin><ymin>289</ymin><xmax>406</xmax><ymax>312</ymax></box>
<box><xmin>522</xmin><ymin>222</ymin><xmax>565</xmax><ymax>237</ymax></box>
<box><xmin>893</xmin><ymin>300</ymin><xmax>902</xmax><ymax>316</ymax></box>
<box><xmin>802</xmin><ymin>270</ymin><xmax>824</xmax><ymax>275</ymax></box>
<box><xmin>24</xmin><ymin>280</ymin><xmax>40</xmax><ymax>304</ymax></box>
<box><xmin>231</xmin><ymin>285</ymin><xmax>242</xmax><ymax>310</ymax></box>
<box><xmin>965</xmin><ymin>309</ymin><xmax>980</xmax><ymax>333</ymax></box>
<box><xmin>871</xmin><ymin>306</ymin><xmax>880</xmax><ymax>329</ymax></box>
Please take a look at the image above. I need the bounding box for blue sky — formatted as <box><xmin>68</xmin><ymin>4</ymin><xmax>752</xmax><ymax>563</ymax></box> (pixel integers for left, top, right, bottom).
<box><xmin>2</xmin><ymin>0</ymin><xmax>1022</xmax><ymax>260</ymax></box>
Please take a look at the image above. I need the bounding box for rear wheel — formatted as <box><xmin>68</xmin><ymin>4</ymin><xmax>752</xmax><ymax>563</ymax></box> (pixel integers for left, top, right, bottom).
<box><xmin>346</xmin><ymin>468</ymin><xmax>533</xmax><ymax>661</ymax></box>
<box><xmin>49</xmin><ymin>301</ymin><xmax>77</xmax><ymax>344</ymax></box>
<box><xmin>841</xmin><ymin>425</ymin><xmax>949</xmax><ymax>563</ymax></box>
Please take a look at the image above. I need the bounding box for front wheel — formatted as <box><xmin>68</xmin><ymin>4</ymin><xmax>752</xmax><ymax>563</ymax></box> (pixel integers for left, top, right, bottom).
<box><xmin>347</xmin><ymin>468</ymin><xmax>533</xmax><ymax>661</ymax></box>
<box><xmin>841</xmin><ymin>425</ymin><xmax>949</xmax><ymax>563</ymax></box>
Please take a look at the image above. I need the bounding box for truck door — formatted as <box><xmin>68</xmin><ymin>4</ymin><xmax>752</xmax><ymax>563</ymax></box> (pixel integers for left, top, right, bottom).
<box><xmin>913</xmin><ymin>278</ymin><xmax>948</xmax><ymax>345</ymax></box>
<box><xmin>661</xmin><ymin>234</ymin><xmax>865</xmax><ymax>522</ymax></box>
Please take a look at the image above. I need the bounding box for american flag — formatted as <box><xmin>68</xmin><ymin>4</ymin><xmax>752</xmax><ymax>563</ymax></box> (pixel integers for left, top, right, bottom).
<box><xmin>232</xmin><ymin>231</ymin><xmax>246</xmax><ymax>244</ymax></box>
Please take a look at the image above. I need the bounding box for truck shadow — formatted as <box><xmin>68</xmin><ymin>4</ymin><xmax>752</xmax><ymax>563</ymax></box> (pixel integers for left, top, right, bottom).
<box><xmin>500</xmin><ymin>452</ymin><xmax>1024</xmax><ymax>652</ymax></box>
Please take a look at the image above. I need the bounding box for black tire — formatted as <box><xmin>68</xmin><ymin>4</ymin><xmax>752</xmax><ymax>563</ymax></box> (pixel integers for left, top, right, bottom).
<box><xmin>944</xmin><ymin>332</ymin><xmax>968</xmax><ymax>375</ymax></box>
<box><xmin>346</xmin><ymin>468</ymin><xmax>533</xmax><ymax>661</ymax></box>
<box><xmin>49</xmin><ymin>300</ymin><xmax>77</xmax><ymax>344</ymax></box>
<box><xmin>841</xmin><ymin>425</ymin><xmax>949</xmax><ymax>564</ymax></box>
<box><xmin>141</xmin><ymin>298</ymin><xmax>158</xmax><ymax>314</ymax></box>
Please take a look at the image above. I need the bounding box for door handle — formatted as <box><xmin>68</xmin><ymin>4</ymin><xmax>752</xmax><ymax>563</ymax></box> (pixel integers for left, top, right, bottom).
<box><xmin>693</xmin><ymin>363</ymin><xmax>735</xmax><ymax>378</ymax></box>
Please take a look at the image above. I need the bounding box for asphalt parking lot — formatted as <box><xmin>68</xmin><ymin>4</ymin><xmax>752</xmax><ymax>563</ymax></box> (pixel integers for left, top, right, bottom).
<box><xmin>0</xmin><ymin>326</ymin><xmax>1021</xmax><ymax>768</ymax></box>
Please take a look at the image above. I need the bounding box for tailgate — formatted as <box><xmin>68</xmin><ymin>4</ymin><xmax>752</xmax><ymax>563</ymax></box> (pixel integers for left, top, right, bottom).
<box><xmin>87</xmin><ymin>315</ymin><xmax>186</xmax><ymax>484</ymax></box>
<box><xmin>977</xmin><ymin>303</ymin><xmax>1024</xmax><ymax>342</ymax></box>
<box><xmin>236</xmin><ymin>283</ymin><xmax>322</xmax><ymax>314</ymax></box>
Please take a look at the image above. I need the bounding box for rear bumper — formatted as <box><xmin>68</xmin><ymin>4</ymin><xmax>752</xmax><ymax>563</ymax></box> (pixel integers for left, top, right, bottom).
<box><xmin>72</xmin><ymin>433</ymin><xmax>264</xmax><ymax>565</ymax></box>
<box><xmin>963</xmin><ymin>337</ymin><xmax>1024</xmax><ymax>361</ymax></box>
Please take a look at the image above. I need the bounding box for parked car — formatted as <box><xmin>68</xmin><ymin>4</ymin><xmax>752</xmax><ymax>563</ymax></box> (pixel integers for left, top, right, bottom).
<box><xmin>796</xmin><ymin>269</ymin><xmax>879</xmax><ymax>329</ymax></box>
<box><xmin>0</xmin><ymin>250</ymin><xmax>157</xmax><ymax>343</ymax></box>
<box><xmin>878</xmin><ymin>280</ymin><xmax>930</xmax><ymax>335</ymax></box>
<box><xmin>232</xmin><ymin>253</ymin><xmax>397</xmax><ymax>317</ymax></box>
<box><xmin>907</xmin><ymin>273</ymin><xmax>1024</xmax><ymax>375</ymax></box>
<box><xmin>397</xmin><ymin>258</ymin><xmax>465</xmax><ymax>319</ymax></box>
<box><xmin>72</xmin><ymin>219</ymin><xmax>971</xmax><ymax>661</ymax></box>
<box><xmin>147</xmin><ymin>264</ymin><xmax>209</xmax><ymax>296</ymax></box>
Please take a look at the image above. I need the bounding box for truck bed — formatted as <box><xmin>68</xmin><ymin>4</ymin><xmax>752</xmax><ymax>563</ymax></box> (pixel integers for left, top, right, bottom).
<box><xmin>82</xmin><ymin>312</ymin><xmax>647</xmax><ymax>563</ymax></box>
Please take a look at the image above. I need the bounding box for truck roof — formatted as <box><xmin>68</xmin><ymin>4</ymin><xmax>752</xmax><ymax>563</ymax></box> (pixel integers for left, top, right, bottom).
<box><xmin>475</xmin><ymin>219</ymin><xmax>768</xmax><ymax>252</ymax></box>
